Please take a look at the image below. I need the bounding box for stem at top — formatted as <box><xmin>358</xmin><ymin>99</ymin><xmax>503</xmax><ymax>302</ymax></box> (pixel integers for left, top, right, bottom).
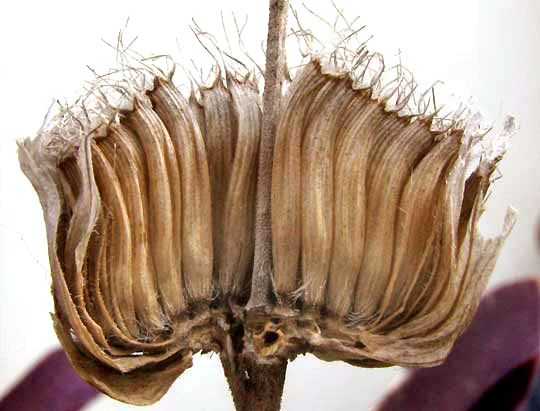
<box><xmin>247</xmin><ymin>0</ymin><xmax>289</xmax><ymax>311</ymax></box>
<box><xmin>221</xmin><ymin>2</ymin><xmax>290</xmax><ymax>410</ymax></box>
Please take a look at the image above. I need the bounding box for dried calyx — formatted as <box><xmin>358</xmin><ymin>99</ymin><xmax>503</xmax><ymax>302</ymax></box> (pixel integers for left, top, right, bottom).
<box><xmin>18</xmin><ymin>4</ymin><xmax>516</xmax><ymax>408</ymax></box>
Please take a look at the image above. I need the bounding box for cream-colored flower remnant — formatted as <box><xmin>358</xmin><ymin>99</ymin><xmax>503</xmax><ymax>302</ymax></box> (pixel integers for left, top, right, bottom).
<box><xmin>18</xmin><ymin>16</ymin><xmax>516</xmax><ymax>408</ymax></box>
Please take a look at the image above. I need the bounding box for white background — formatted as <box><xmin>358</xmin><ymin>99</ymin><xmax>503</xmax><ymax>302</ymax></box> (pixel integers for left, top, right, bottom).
<box><xmin>0</xmin><ymin>1</ymin><xmax>539</xmax><ymax>410</ymax></box>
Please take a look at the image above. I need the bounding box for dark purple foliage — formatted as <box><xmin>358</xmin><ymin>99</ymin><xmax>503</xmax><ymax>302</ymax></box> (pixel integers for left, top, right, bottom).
<box><xmin>378</xmin><ymin>278</ymin><xmax>540</xmax><ymax>411</ymax></box>
<box><xmin>0</xmin><ymin>349</ymin><xmax>98</xmax><ymax>411</ymax></box>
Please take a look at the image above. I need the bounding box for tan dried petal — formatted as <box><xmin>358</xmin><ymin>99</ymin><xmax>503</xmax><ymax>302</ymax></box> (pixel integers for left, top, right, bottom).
<box><xmin>124</xmin><ymin>98</ymin><xmax>186</xmax><ymax>317</ymax></box>
<box><xmin>218</xmin><ymin>77</ymin><xmax>261</xmax><ymax>296</ymax></box>
<box><xmin>148</xmin><ymin>77</ymin><xmax>214</xmax><ymax>302</ymax></box>
<box><xmin>272</xmin><ymin>63</ymin><xmax>328</xmax><ymax>298</ymax></box>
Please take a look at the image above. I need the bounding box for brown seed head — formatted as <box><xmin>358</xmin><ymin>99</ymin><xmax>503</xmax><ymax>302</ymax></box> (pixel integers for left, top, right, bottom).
<box><xmin>17</xmin><ymin>13</ymin><xmax>517</xmax><ymax>406</ymax></box>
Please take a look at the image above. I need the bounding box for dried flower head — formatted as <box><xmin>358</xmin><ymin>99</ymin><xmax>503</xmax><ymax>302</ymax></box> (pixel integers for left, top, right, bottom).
<box><xmin>18</xmin><ymin>2</ymin><xmax>517</xmax><ymax>409</ymax></box>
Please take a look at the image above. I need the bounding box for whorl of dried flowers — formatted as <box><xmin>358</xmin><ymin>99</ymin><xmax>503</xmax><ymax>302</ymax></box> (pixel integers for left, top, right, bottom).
<box><xmin>18</xmin><ymin>6</ymin><xmax>517</xmax><ymax>406</ymax></box>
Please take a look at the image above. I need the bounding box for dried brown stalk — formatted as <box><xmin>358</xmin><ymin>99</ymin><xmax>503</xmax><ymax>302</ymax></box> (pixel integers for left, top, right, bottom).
<box><xmin>17</xmin><ymin>2</ymin><xmax>517</xmax><ymax>411</ymax></box>
<box><xmin>220</xmin><ymin>2</ymin><xmax>289</xmax><ymax>410</ymax></box>
<box><xmin>248</xmin><ymin>0</ymin><xmax>289</xmax><ymax>311</ymax></box>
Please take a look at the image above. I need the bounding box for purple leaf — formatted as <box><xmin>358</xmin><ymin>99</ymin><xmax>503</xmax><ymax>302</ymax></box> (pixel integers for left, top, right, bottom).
<box><xmin>378</xmin><ymin>278</ymin><xmax>540</xmax><ymax>411</ymax></box>
<box><xmin>0</xmin><ymin>348</ymin><xmax>99</xmax><ymax>411</ymax></box>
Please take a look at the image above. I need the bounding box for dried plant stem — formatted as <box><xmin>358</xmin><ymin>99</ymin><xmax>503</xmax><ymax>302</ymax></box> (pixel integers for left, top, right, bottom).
<box><xmin>220</xmin><ymin>354</ymin><xmax>287</xmax><ymax>411</ymax></box>
<box><xmin>221</xmin><ymin>1</ymin><xmax>289</xmax><ymax>410</ymax></box>
<box><xmin>247</xmin><ymin>0</ymin><xmax>289</xmax><ymax>311</ymax></box>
